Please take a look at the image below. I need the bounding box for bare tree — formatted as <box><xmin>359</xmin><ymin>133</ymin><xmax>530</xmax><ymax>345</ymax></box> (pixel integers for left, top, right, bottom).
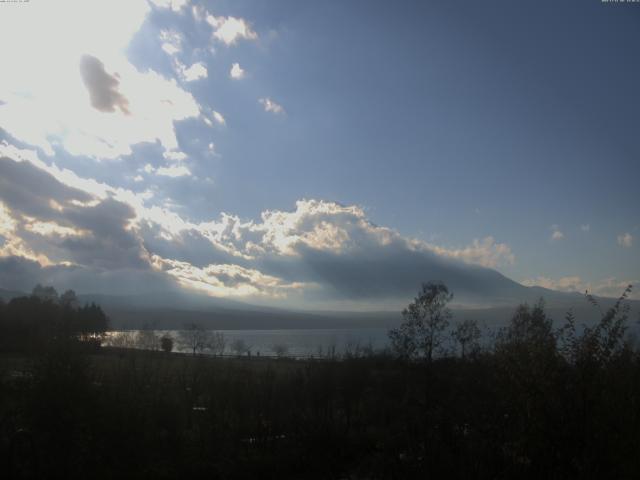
<box><xmin>178</xmin><ymin>323</ymin><xmax>215</xmax><ymax>356</ymax></box>
<box><xmin>209</xmin><ymin>331</ymin><xmax>227</xmax><ymax>356</ymax></box>
<box><xmin>452</xmin><ymin>319</ymin><xmax>482</xmax><ymax>358</ymax></box>
<box><xmin>388</xmin><ymin>282</ymin><xmax>453</xmax><ymax>361</ymax></box>
<box><xmin>136</xmin><ymin>329</ymin><xmax>160</xmax><ymax>351</ymax></box>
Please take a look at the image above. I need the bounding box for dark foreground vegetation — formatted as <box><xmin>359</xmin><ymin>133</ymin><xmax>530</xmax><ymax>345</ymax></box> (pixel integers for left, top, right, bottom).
<box><xmin>1</xmin><ymin>284</ymin><xmax>640</xmax><ymax>479</ymax></box>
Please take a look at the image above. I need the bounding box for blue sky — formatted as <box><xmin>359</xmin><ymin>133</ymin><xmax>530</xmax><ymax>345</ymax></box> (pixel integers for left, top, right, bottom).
<box><xmin>0</xmin><ymin>0</ymin><xmax>638</xmax><ymax>306</ymax></box>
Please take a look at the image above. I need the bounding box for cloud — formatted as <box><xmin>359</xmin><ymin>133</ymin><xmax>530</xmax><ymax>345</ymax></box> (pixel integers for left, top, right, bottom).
<box><xmin>0</xmin><ymin>255</ymin><xmax>174</xmax><ymax>296</ymax></box>
<box><xmin>79</xmin><ymin>55</ymin><xmax>130</xmax><ymax>114</ymax></box>
<box><xmin>141</xmin><ymin>199</ymin><xmax>519</xmax><ymax>303</ymax></box>
<box><xmin>212</xmin><ymin>111</ymin><xmax>226</xmax><ymax>125</ymax></box>
<box><xmin>522</xmin><ymin>275</ymin><xmax>638</xmax><ymax>300</ymax></box>
<box><xmin>191</xmin><ymin>5</ymin><xmax>206</xmax><ymax>22</ymax></box>
<box><xmin>163</xmin><ymin>150</ymin><xmax>188</xmax><ymax>162</ymax></box>
<box><xmin>24</xmin><ymin>221</ymin><xmax>85</xmax><ymax>239</ymax></box>
<box><xmin>160</xmin><ymin>30</ymin><xmax>182</xmax><ymax>56</ymax></box>
<box><xmin>427</xmin><ymin>237</ymin><xmax>514</xmax><ymax>268</ymax></box>
<box><xmin>589</xmin><ymin>277</ymin><xmax>637</xmax><ymax>299</ymax></box>
<box><xmin>581</xmin><ymin>224</ymin><xmax>590</xmax><ymax>232</ymax></box>
<box><xmin>142</xmin><ymin>163</ymin><xmax>191</xmax><ymax>178</ymax></box>
<box><xmin>0</xmin><ymin>1</ymin><xmax>200</xmax><ymax>160</ymax></box>
<box><xmin>207</xmin><ymin>15</ymin><xmax>258</xmax><ymax>45</ymax></box>
<box><xmin>156</xmin><ymin>165</ymin><xmax>191</xmax><ymax>178</ymax></box>
<box><xmin>230</xmin><ymin>63</ymin><xmax>245</xmax><ymax>79</ymax></box>
<box><xmin>521</xmin><ymin>276</ymin><xmax>584</xmax><ymax>292</ymax></box>
<box><xmin>0</xmin><ymin>155</ymin><xmax>150</xmax><ymax>271</ymax></box>
<box><xmin>202</xmin><ymin>109</ymin><xmax>226</xmax><ymax>127</ymax></box>
<box><xmin>149</xmin><ymin>0</ymin><xmax>189</xmax><ymax>12</ymax></box>
<box><xmin>179</xmin><ymin>62</ymin><xmax>208</xmax><ymax>82</ymax></box>
<box><xmin>551</xmin><ymin>225</ymin><xmax>564</xmax><ymax>241</ymax></box>
<box><xmin>152</xmin><ymin>256</ymin><xmax>306</xmax><ymax>298</ymax></box>
<box><xmin>259</xmin><ymin>97</ymin><xmax>285</xmax><ymax>115</ymax></box>
<box><xmin>0</xmin><ymin>146</ymin><xmax>523</xmax><ymax>305</ymax></box>
<box><xmin>618</xmin><ymin>232</ymin><xmax>633</xmax><ymax>248</ymax></box>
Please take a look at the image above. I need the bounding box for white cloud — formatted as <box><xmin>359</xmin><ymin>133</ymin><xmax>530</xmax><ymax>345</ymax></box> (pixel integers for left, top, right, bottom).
<box><xmin>618</xmin><ymin>232</ymin><xmax>633</xmax><ymax>248</ymax></box>
<box><xmin>521</xmin><ymin>276</ymin><xmax>585</xmax><ymax>292</ymax></box>
<box><xmin>202</xmin><ymin>110</ymin><xmax>225</xmax><ymax>127</ymax></box>
<box><xmin>0</xmin><ymin>1</ymin><xmax>200</xmax><ymax>160</ymax></box>
<box><xmin>156</xmin><ymin>165</ymin><xmax>191</xmax><ymax>178</ymax></box>
<box><xmin>580</xmin><ymin>224</ymin><xmax>590</xmax><ymax>232</ymax></box>
<box><xmin>207</xmin><ymin>15</ymin><xmax>258</xmax><ymax>45</ymax></box>
<box><xmin>149</xmin><ymin>0</ymin><xmax>189</xmax><ymax>12</ymax></box>
<box><xmin>159</xmin><ymin>30</ymin><xmax>182</xmax><ymax>56</ymax></box>
<box><xmin>230</xmin><ymin>62</ymin><xmax>245</xmax><ymax>79</ymax></box>
<box><xmin>153</xmin><ymin>165</ymin><xmax>192</xmax><ymax>178</ymax></box>
<box><xmin>551</xmin><ymin>225</ymin><xmax>564</xmax><ymax>241</ymax></box>
<box><xmin>428</xmin><ymin>237</ymin><xmax>515</xmax><ymax>268</ymax></box>
<box><xmin>24</xmin><ymin>220</ymin><xmax>86</xmax><ymax>239</ymax></box>
<box><xmin>152</xmin><ymin>256</ymin><xmax>305</xmax><ymax>298</ymax></box>
<box><xmin>212</xmin><ymin>110</ymin><xmax>226</xmax><ymax>125</ymax></box>
<box><xmin>259</xmin><ymin>97</ymin><xmax>285</xmax><ymax>115</ymax></box>
<box><xmin>163</xmin><ymin>150</ymin><xmax>188</xmax><ymax>162</ymax></box>
<box><xmin>522</xmin><ymin>275</ymin><xmax>638</xmax><ymax>299</ymax></box>
<box><xmin>179</xmin><ymin>62</ymin><xmax>208</xmax><ymax>82</ymax></box>
<box><xmin>0</xmin><ymin>201</ymin><xmax>49</xmax><ymax>264</ymax></box>
<box><xmin>192</xmin><ymin>5</ymin><xmax>206</xmax><ymax>22</ymax></box>
<box><xmin>589</xmin><ymin>277</ymin><xmax>637</xmax><ymax>299</ymax></box>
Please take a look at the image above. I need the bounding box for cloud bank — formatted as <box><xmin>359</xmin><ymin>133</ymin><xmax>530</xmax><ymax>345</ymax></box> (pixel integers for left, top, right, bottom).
<box><xmin>0</xmin><ymin>145</ymin><xmax>521</xmax><ymax>306</ymax></box>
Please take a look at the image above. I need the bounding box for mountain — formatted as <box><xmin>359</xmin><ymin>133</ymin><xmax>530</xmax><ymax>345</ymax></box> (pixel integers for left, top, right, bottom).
<box><xmin>88</xmin><ymin>287</ymin><xmax>637</xmax><ymax>331</ymax></box>
<box><xmin>1</xmin><ymin>272</ymin><xmax>636</xmax><ymax>330</ymax></box>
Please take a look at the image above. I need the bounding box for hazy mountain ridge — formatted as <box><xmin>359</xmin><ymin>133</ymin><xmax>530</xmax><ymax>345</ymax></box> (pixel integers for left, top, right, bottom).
<box><xmin>2</xmin><ymin>281</ymin><xmax>636</xmax><ymax>331</ymax></box>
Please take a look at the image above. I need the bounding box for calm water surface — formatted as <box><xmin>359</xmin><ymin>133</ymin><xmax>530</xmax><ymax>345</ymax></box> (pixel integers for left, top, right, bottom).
<box><xmin>106</xmin><ymin>328</ymin><xmax>391</xmax><ymax>358</ymax></box>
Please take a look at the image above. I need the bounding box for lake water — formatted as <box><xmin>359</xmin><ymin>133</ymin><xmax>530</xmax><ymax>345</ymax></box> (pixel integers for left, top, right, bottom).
<box><xmin>106</xmin><ymin>328</ymin><xmax>392</xmax><ymax>358</ymax></box>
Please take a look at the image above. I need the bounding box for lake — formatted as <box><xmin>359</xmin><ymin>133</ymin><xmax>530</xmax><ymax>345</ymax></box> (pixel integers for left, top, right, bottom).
<box><xmin>105</xmin><ymin>328</ymin><xmax>392</xmax><ymax>358</ymax></box>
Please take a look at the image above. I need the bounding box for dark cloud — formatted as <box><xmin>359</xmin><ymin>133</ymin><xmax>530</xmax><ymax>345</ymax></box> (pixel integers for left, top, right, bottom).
<box><xmin>0</xmin><ymin>255</ymin><xmax>174</xmax><ymax>296</ymax></box>
<box><xmin>0</xmin><ymin>157</ymin><xmax>92</xmax><ymax>220</ymax></box>
<box><xmin>79</xmin><ymin>55</ymin><xmax>130</xmax><ymax>114</ymax></box>
<box><xmin>139</xmin><ymin>225</ymin><xmax>240</xmax><ymax>268</ymax></box>
<box><xmin>0</xmin><ymin>156</ymin><xmax>529</xmax><ymax>306</ymax></box>
<box><xmin>61</xmin><ymin>198</ymin><xmax>148</xmax><ymax>269</ymax></box>
<box><xmin>0</xmin><ymin>156</ymin><xmax>150</xmax><ymax>272</ymax></box>
<box><xmin>256</xmin><ymin>243</ymin><xmax>526</xmax><ymax>304</ymax></box>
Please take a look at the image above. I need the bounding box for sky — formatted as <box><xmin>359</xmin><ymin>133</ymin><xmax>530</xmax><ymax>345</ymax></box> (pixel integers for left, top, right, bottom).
<box><xmin>0</xmin><ymin>0</ymin><xmax>638</xmax><ymax>308</ymax></box>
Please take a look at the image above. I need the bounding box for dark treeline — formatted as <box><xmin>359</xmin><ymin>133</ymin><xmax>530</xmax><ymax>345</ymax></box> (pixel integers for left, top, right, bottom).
<box><xmin>1</xmin><ymin>283</ymin><xmax>640</xmax><ymax>478</ymax></box>
<box><xmin>0</xmin><ymin>285</ymin><xmax>108</xmax><ymax>353</ymax></box>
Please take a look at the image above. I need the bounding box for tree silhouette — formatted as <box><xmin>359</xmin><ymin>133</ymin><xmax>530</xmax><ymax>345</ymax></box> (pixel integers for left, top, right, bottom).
<box><xmin>178</xmin><ymin>323</ymin><xmax>219</xmax><ymax>355</ymax></box>
<box><xmin>60</xmin><ymin>289</ymin><xmax>79</xmax><ymax>309</ymax></box>
<box><xmin>160</xmin><ymin>334</ymin><xmax>174</xmax><ymax>353</ymax></box>
<box><xmin>31</xmin><ymin>284</ymin><xmax>59</xmax><ymax>303</ymax></box>
<box><xmin>452</xmin><ymin>319</ymin><xmax>481</xmax><ymax>358</ymax></box>
<box><xmin>388</xmin><ymin>281</ymin><xmax>453</xmax><ymax>361</ymax></box>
